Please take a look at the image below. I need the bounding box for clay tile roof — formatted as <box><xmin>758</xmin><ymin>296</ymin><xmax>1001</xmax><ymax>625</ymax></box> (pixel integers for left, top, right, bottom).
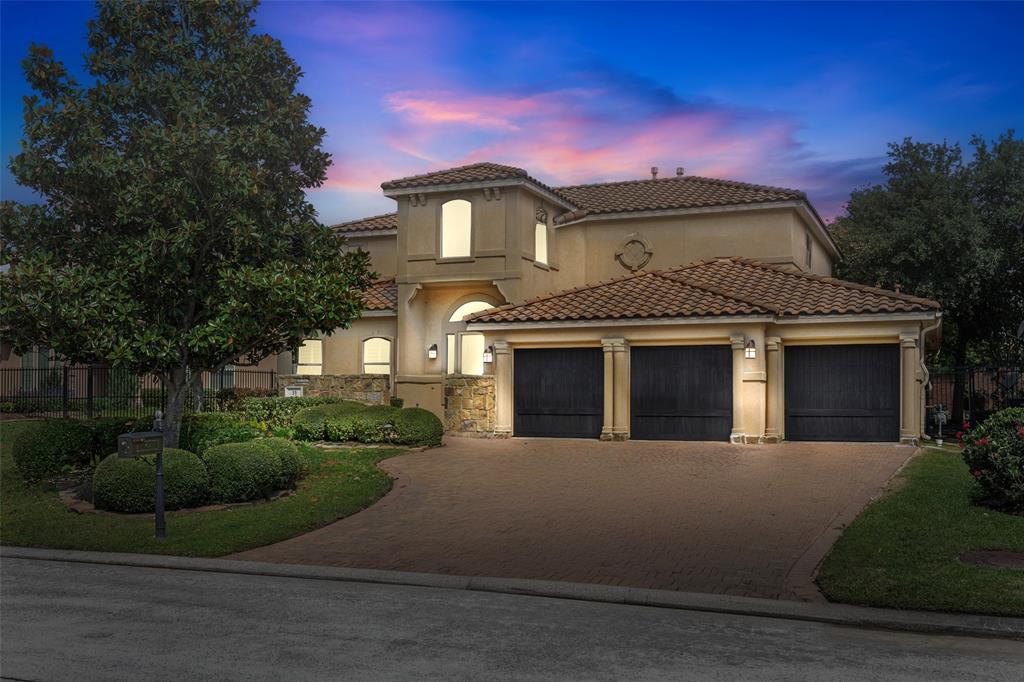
<box><xmin>361</xmin><ymin>278</ymin><xmax>397</xmax><ymax>312</ymax></box>
<box><xmin>554</xmin><ymin>175</ymin><xmax>805</xmax><ymax>215</ymax></box>
<box><xmin>381</xmin><ymin>162</ymin><xmax>529</xmax><ymax>190</ymax></box>
<box><xmin>331</xmin><ymin>212</ymin><xmax>398</xmax><ymax>234</ymax></box>
<box><xmin>467</xmin><ymin>258</ymin><xmax>939</xmax><ymax>324</ymax></box>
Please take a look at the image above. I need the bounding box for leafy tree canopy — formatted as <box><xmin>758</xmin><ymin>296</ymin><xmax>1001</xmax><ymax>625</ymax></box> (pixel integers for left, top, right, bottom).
<box><xmin>829</xmin><ymin>131</ymin><xmax>1023</xmax><ymax>366</ymax></box>
<box><xmin>0</xmin><ymin>0</ymin><xmax>374</xmax><ymax>444</ymax></box>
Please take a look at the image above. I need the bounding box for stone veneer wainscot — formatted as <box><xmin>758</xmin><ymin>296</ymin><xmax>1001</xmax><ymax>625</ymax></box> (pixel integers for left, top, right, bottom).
<box><xmin>276</xmin><ymin>374</ymin><xmax>390</xmax><ymax>405</ymax></box>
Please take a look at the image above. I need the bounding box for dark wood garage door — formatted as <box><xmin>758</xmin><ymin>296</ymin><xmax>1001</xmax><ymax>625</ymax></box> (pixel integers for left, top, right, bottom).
<box><xmin>631</xmin><ymin>346</ymin><xmax>732</xmax><ymax>441</ymax></box>
<box><xmin>785</xmin><ymin>344</ymin><xmax>899</xmax><ymax>442</ymax></box>
<box><xmin>514</xmin><ymin>348</ymin><xmax>603</xmax><ymax>438</ymax></box>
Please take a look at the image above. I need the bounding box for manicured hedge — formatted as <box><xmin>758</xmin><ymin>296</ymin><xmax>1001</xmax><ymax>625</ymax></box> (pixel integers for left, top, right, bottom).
<box><xmin>392</xmin><ymin>407</ymin><xmax>444</xmax><ymax>447</ymax></box>
<box><xmin>85</xmin><ymin>415</ymin><xmax>155</xmax><ymax>460</ymax></box>
<box><xmin>324</xmin><ymin>405</ymin><xmax>399</xmax><ymax>443</ymax></box>
<box><xmin>960</xmin><ymin>407</ymin><xmax>1024</xmax><ymax>510</ymax></box>
<box><xmin>203</xmin><ymin>441</ymin><xmax>282</xmax><ymax>503</ymax></box>
<box><xmin>180</xmin><ymin>412</ymin><xmax>264</xmax><ymax>455</ymax></box>
<box><xmin>291</xmin><ymin>401</ymin><xmax>368</xmax><ymax>441</ymax></box>
<box><xmin>233</xmin><ymin>396</ymin><xmax>355</xmax><ymax>432</ymax></box>
<box><xmin>92</xmin><ymin>448</ymin><xmax>209</xmax><ymax>513</ymax></box>
<box><xmin>10</xmin><ymin>419</ymin><xmax>94</xmax><ymax>482</ymax></box>
<box><xmin>262</xmin><ymin>437</ymin><xmax>304</xmax><ymax>488</ymax></box>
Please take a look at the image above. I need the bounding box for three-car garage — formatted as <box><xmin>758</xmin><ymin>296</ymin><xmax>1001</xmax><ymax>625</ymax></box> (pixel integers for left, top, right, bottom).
<box><xmin>511</xmin><ymin>343</ymin><xmax>901</xmax><ymax>443</ymax></box>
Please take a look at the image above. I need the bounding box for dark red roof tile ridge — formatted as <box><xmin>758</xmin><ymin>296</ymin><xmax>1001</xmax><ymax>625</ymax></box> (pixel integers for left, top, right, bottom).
<box><xmin>721</xmin><ymin>257</ymin><xmax>941</xmax><ymax>308</ymax></box>
<box><xmin>556</xmin><ymin>174</ymin><xmax>805</xmax><ymax>197</ymax></box>
<box><xmin>331</xmin><ymin>212</ymin><xmax>398</xmax><ymax>228</ymax></box>
<box><xmin>651</xmin><ymin>268</ymin><xmax>778</xmax><ymax>315</ymax></box>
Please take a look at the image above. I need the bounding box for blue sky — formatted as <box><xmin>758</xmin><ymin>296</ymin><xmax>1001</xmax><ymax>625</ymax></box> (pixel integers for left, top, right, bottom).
<box><xmin>2</xmin><ymin>1</ymin><xmax>1022</xmax><ymax>222</ymax></box>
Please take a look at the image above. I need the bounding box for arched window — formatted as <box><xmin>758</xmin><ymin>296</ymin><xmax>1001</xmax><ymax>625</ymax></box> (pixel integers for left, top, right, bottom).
<box><xmin>534</xmin><ymin>222</ymin><xmax>548</xmax><ymax>265</ymax></box>
<box><xmin>445</xmin><ymin>300</ymin><xmax>494</xmax><ymax>376</ymax></box>
<box><xmin>440</xmin><ymin>199</ymin><xmax>472</xmax><ymax>258</ymax></box>
<box><xmin>362</xmin><ymin>337</ymin><xmax>391</xmax><ymax>375</ymax></box>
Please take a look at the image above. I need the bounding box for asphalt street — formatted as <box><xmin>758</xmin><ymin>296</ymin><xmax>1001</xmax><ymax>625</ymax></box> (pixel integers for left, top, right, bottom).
<box><xmin>1</xmin><ymin>556</ymin><xmax>1021</xmax><ymax>681</ymax></box>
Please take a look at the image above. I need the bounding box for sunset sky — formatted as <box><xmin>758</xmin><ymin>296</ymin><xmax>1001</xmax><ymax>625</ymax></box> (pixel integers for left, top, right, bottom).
<box><xmin>2</xmin><ymin>1</ymin><xmax>1021</xmax><ymax>223</ymax></box>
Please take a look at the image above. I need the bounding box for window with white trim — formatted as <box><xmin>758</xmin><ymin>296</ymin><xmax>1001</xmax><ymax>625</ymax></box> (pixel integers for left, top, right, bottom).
<box><xmin>534</xmin><ymin>221</ymin><xmax>548</xmax><ymax>264</ymax></box>
<box><xmin>440</xmin><ymin>199</ymin><xmax>472</xmax><ymax>258</ymax></box>
<box><xmin>362</xmin><ymin>337</ymin><xmax>391</xmax><ymax>375</ymax></box>
<box><xmin>445</xmin><ymin>300</ymin><xmax>494</xmax><ymax>375</ymax></box>
<box><xmin>295</xmin><ymin>339</ymin><xmax>323</xmax><ymax>375</ymax></box>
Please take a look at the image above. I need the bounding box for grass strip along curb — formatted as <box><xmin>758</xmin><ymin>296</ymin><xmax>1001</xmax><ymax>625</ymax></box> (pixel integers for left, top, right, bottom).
<box><xmin>4</xmin><ymin>547</ymin><xmax>1022</xmax><ymax>642</ymax></box>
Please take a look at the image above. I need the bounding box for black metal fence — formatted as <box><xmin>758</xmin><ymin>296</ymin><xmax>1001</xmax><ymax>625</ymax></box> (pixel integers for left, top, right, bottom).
<box><xmin>926</xmin><ymin>366</ymin><xmax>1024</xmax><ymax>435</ymax></box>
<box><xmin>0</xmin><ymin>366</ymin><xmax>277</xmax><ymax>419</ymax></box>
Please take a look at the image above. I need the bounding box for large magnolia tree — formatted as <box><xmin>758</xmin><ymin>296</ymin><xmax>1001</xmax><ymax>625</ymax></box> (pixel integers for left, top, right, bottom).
<box><xmin>1</xmin><ymin>0</ymin><xmax>373</xmax><ymax>445</ymax></box>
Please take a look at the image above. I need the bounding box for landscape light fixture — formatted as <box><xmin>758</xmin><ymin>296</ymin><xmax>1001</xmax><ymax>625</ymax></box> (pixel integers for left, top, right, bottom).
<box><xmin>483</xmin><ymin>345</ymin><xmax>494</xmax><ymax>363</ymax></box>
<box><xmin>744</xmin><ymin>339</ymin><xmax>757</xmax><ymax>359</ymax></box>
<box><xmin>427</xmin><ymin>343</ymin><xmax>438</xmax><ymax>359</ymax></box>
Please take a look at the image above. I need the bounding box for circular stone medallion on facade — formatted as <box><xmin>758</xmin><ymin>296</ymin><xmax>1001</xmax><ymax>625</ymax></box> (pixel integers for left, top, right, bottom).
<box><xmin>616</xmin><ymin>233</ymin><xmax>653</xmax><ymax>271</ymax></box>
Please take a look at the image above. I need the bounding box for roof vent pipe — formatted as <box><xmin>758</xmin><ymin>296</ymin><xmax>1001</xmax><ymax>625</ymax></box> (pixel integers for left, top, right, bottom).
<box><xmin>676</xmin><ymin>167</ymin><xmax>685</xmax><ymax>176</ymax></box>
<box><xmin>650</xmin><ymin>166</ymin><xmax>658</xmax><ymax>179</ymax></box>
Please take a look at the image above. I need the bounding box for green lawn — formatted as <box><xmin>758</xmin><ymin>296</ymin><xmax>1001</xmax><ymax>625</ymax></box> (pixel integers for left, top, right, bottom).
<box><xmin>0</xmin><ymin>421</ymin><xmax>399</xmax><ymax>557</ymax></box>
<box><xmin>818</xmin><ymin>446</ymin><xmax>1024</xmax><ymax>617</ymax></box>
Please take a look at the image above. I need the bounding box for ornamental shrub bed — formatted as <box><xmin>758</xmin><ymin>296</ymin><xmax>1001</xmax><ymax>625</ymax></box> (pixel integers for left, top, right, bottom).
<box><xmin>10</xmin><ymin>419</ymin><xmax>94</xmax><ymax>481</ymax></box>
<box><xmin>392</xmin><ymin>407</ymin><xmax>444</xmax><ymax>447</ymax></box>
<box><xmin>291</xmin><ymin>401</ymin><xmax>368</xmax><ymax>440</ymax></box>
<box><xmin>180</xmin><ymin>412</ymin><xmax>264</xmax><ymax>455</ymax></box>
<box><xmin>233</xmin><ymin>396</ymin><xmax>354</xmax><ymax>432</ymax></box>
<box><xmin>93</xmin><ymin>448</ymin><xmax>209</xmax><ymax>513</ymax></box>
<box><xmin>324</xmin><ymin>405</ymin><xmax>399</xmax><ymax>443</ymax></box>
<box><xmin>203</xmin><ymin>441</ymin><xmax>283</xmax><ymax>503</ymax></box>
<box><xmin>959</xmin><ymin>407</ymin><xmax>1024</xmax><ymax>511</ymax></box>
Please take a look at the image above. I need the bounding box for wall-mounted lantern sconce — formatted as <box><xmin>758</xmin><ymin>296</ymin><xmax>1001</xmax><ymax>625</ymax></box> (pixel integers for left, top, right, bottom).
<box><xmin>427</xmin><ymin>343</ymin><xmax>438</xmax><ymax>360</ymax></box>
<box><xmin>483</xmin><ymin>345</ymin><xmax>494</xmax><ymax>364</ymax></box>
<box><xmin>744</xmin><ymin>339</ymin><xmax>757</xmax><ymax>359</ymax></box>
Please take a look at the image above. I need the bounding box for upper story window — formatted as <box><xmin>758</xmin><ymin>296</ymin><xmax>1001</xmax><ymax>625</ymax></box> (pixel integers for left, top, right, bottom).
<box><xmin>534</xmin><ymin>222</ymin><xmax>548</xmax><ymax>265</ymax></box>
<box><xmin>362</xmin><ymin>337</ymin><xmax>391</xmax><ymax>375</ymax></box>
<box><xmin>805</xmin><ymin>232</ymin><xmax>813</xmax><ymax>269</ymax></box>
<box><xmin>440</xmin><ymin>199</ymin><xmax>472</xmax><ymax>258</ymax></box>
<box><xmin>295</xmin><ymin>339</ymin><xmax>322</xmax><ymax>375</ymax></box>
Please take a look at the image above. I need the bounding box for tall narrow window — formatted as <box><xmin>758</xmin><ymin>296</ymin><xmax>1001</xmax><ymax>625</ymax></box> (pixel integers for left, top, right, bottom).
<box><xmin>440</xmin><ymin>199</ymin><xmax>472</xmax><ymax>258</ymax></box>
<box><xmin>805</xmin><ymin>232</ymin><xmax>813</xmax><ymax>269</ymax></box>
<box><xmin>362</xmin><ymin>338</ymin><xmax>391</xmax><ymax>375</ymax></box>
<box><xmin>534</xmin><ymin>222</ymin><xmax>548</xmax><ymax>264</ymax></box>
<box><xmin>296</xmin><ymin>339</ymin><xmax>323</xmax><ymax>375</ymax></box>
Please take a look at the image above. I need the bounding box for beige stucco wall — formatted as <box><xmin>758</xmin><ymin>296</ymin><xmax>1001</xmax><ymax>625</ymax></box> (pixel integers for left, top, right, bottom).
<box><xmin>474</xmin><ymin>315</ymin><xmax>933</xmax><ymax>443</ymax></box>
<box><xmin>320</xmin><ymin>316</ymin><xmax>398</xmax><ymax>375</ymax></box>
<box><xmin>345</xmin><ymin>233</ymin><xmax>398</xmax><ymax>279</ymax></box>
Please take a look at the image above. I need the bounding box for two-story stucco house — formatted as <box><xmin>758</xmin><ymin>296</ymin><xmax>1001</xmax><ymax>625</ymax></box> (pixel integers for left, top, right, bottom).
<box><xmin>285</xmin><ymin>162</ymin><xmax>941</xmax><ymax>444</ymax></box>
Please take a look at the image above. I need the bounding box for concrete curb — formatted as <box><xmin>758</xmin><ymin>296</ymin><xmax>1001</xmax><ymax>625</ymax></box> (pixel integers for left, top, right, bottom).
<box><xmin>3</xmin><ymin>546</ymin><xmax>1022</xmax><ymax>641</ymax></box>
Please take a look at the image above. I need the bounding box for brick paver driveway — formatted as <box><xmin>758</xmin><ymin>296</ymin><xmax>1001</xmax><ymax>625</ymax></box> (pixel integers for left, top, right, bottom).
<box><xmin>233</xmin><ymin>439</ymin><xmax>913</xmax><ymax>600</ymax></box>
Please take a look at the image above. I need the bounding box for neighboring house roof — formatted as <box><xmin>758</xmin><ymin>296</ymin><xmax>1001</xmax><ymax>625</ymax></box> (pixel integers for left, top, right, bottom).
<box><xmin>332</xmin><ymin>212</ymin><xmax>398</xmax><ymax>234</ymax></box>
<box><xmin>361</xmin><ymin>278</ymin><xmax>398</xmax><ymax>312</ymax></box>
<box><xmin>554</xmin><ymin>175</ymin><xmax>805</xmax><ymax>217</ymax></box>
<box><xmin>467</xmin><ymin>257</ymin><xmax>940</xmax><ymax>324</ymax></box>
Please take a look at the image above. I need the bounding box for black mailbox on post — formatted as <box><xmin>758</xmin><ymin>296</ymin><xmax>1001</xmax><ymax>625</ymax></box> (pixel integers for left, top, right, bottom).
<box><xmin>118</xmin><ymin>432</ymin><xmax>164</xmax><ymax>459</ymax></box>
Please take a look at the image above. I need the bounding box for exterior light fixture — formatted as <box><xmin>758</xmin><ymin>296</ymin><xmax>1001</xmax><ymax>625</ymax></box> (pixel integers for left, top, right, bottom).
<box><xmin>427</xmin><ymin>343</ymin><xmax>438</xmax><ymax>360</ymax></box>
<box><xmin>483</xmin><ymin>345</ymin><xmax>494</xmax><ymax>364</ymax></box>
<box><xmin>744</xmin><ymin>339</ymin><xmax>757</xmax><ymax>359</ymax></box>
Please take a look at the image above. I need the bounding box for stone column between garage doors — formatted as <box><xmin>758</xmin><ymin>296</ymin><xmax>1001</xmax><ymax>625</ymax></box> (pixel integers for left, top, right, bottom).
<box><xmin>601</xmin><ymin>338</ymin><xmax>629</xmax><ymax>441</ymax></box>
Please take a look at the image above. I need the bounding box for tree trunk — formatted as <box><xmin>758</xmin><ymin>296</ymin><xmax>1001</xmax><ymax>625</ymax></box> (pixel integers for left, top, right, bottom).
<box><xmin>162</xmin><ymin>366</ymin><xmax>189</xmax><ymax>448</ymax></box>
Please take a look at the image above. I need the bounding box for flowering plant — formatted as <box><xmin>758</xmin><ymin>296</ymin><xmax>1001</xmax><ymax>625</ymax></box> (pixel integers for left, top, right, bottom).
<box><xmin>959</xmin><ymin>407</ymin><xmax>1024</xmax><ymax>511</ymax></box>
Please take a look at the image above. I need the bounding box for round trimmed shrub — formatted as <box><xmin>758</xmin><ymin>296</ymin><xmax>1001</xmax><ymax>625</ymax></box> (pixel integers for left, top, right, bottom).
<box><xmin>11</xmin><ymin>419</ymin><xmax>94</xmax><ymax>482</ymax></box>
<box><xmin>392</xmin><ymin>407</ymin><xmax>444</xmax><ymax>447</ymax></box>
<box><xmin>92</xmin><ymin>448</ymin><xmax>209</xmax><ymax>513</ymax></box>
<box><xmin>324</xmin><ymin>405</ymin><xmax>399</xmax><ymax>443</ymax></box>
<box><xmin>203</xmin><ymin>441</ymin><xmax>282</xmax><ymax>503</ymax></box>
<box><xmin>261</xmin><ymin>437</ymin><xmax>304</xmax><ymax>488</ymax></box>
<box><xmin>180</xmin><ymin>412</ymin><xmax>264</xmax><ymax>455</ymax></box>
<box><xmin>960</xmin><ymin>407</ymin><xmax>1024</xmax><ymax>510</ymax></box>
<box><xmin>292</xmin><ymin>401</ymin><xmax>367</xmax><ymax>441</ymax></box>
